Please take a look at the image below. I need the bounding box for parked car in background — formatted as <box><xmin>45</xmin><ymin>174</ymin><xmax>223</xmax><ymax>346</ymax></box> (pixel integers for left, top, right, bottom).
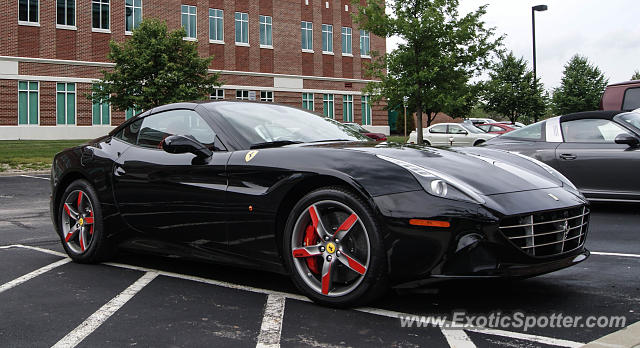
<box><xmin>466</xmin><ymin>117</ymin><xmax>498</xmax><ymax>126</ymax></box>
<box><xmin>497</xmin><ymin>121</ymin><xmax>526</xmax><ymax>128</ymax></box>
<box><xmin>343</xmin><ymin>122</ymin><xmax>387</xmax><ymax>141</ymax></box>
<box><xmin>408</xmin><ymin>123</ymin><xmax>496</xmax><ymax>146</ymax></box>
<box><xmin>483</xmin><ymin>110</ymin><xmax>640</xmax><ymax>202</ymax></box>
<box><xmin>477</xmin><ymin>123</ymin><xmax>517</xmax><ymax>135</ymax></box>
<box><xmin>601</xmin><ymin>80</ymin><xmax>640</xmax><ymax>111</ymax></box>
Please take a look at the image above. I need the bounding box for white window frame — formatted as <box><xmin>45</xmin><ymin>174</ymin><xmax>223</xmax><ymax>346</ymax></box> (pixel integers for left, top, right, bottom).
<box><xmin>341</xmin><ymin>27</ymin><xmax>352</xmax><ymax>56</ymax></box>
<box><xmin>302</xmin><ymin>93</ymin><xmax>314</xmax><ymax>111</ymax></box>
<box><xmin>18</xmin><ymin>0</ymin><xmax>40</xmax><ymax>26</ymax></box>
<box><xmin>56</xmin><ymin>82</ymin><xmax>77</xmax><ymax>126</ymax></box>
<box><xmin>91</xmin><ymin>0</ymin><xmax>110</xmax><ymax>32</ymax></box>
<box><xmin>181</xmin><ymin>5</ymin><xmax>197</xmax><ymax>41</ymax></box>
<box><xmin>235</xmin><ymin>12</ymin><xmax>249</xmax><ymax>46</ymax></box>
<box><xmin>125</xmin><ymin>0</ymin><xmax>142</xmax><ymax>35</ymax></box>
<box><xmin>322</xmin><ymin>24</ymin><xmax>333</xmax><ymax>54</ymax></box>
<box><xmin>209</xmin><ymin>8</ymin><xmax>224</xmax><ymax>43</ymax></box>
<box><xmin>259</xmin><ymin>15</ymin><xmax>273</xmax><ymax>48</ymax></box>
<box><xmin>361</xmin><ymin>95</ymin><xmax>372</xmax><ymax>125</ymax></box>
<box><xmin>343</xmin><ymin>95</ymin><xmax>353</xmax><ymax>122</ymax></box>
<box><xmin>301</xmin><ymin>21</ymin><xmax>313</xmax><ymax>52</ymax></box>
<box><xmin>360</xmin><ymin>29</ymin><xmax>370</xmax><ymax>57</ymax></box>
<box><xmin>56</xmin><ymin>0</ymin><xmax>76</xmax><ymax>30</ymax></box>
<box><xmin>323</xmin><ymin>94</ymin><xmax>334</xmax><ymax>119</ymax></box>
<box><xmin>18</xmin><ymin>81</ymin><xmax>39</xmax><ymax>126</ymax></box>
<box><xmin>210</xmin><ymin>89</ymin><xmax>225</xmax><ymax>100</ymax></box>
<box><xmin>260</xmin><ymin>91</ymin><xmax>274</xmax><ymax>102</ymax></box>
<box><xmin>236</xmin><ymin>90</ymin><xmax>250</xmax><ymax>100</ymax></box>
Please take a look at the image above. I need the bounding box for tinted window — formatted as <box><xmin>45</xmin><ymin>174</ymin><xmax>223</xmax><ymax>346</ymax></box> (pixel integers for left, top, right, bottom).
<box><xmin>562</xmin><ymin>119</ymin><xmax>631</xmax><ymax>143</ymax></box>
<box><xmin>503</xmin><ymin>121</ymin><xmax>544</xmax><ymax>141</ymax></box>
<box><xmin>429</xmin><ymin>125</ymin><xmax>447</xmax><ymax>134</ymax></box>
<box><xmin>491</xmin><ymin>126</ymin><xmax>505</xmax><ymax>132</ymax></box>
<box><xmin>137</xmin><ymin>110</ymin><xmax>217</xmax><ymax>149</ymax></box>
<box><xmin>622</xmin><ymin>88</ymin><xmax>640</xmax><ymax>111</ymax></box>
<box><xmin>115</xmin><ymin>119</ymin><xmax>143</xmax><ymax>144</ymax></box>
<box><xmin>616</xmin><ymin>112</ymin><xmax>640</xmax><ymax>133</ymax></box>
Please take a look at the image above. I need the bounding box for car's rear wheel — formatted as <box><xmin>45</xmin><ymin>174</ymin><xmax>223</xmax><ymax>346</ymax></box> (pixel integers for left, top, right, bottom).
<box><xmin>473</xmin><ymin>139</ymin><xmax>485</xmax><ymax>146</ymax></box>
<box><xmin>57</xmin><ymin>179</ymin><xmax>114</xmax><ymax>263</ymax></box>
<box><xmin>283</xmin><ymin>187</ymin><xmax>387</xmax><ymax>307</ymax></box>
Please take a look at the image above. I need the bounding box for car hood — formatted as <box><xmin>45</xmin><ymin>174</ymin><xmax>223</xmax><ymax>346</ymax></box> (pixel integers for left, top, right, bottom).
<box><xmin>303</xmin><ymin>141</ymin><xmax>563</xmax><ymax>196</ymax></box>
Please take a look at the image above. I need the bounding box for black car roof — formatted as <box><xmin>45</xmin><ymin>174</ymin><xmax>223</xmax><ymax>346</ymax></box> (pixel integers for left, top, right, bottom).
<box><xmin>560</xmin><ymin>110</ymin><xmax>624</xmax><ymax>123</ymax></box>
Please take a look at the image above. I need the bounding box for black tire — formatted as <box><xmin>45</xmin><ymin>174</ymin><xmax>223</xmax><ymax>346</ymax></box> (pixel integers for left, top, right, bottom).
<box><xmin>473</xmin><ymin>140</ymin><xmax>485</xmax><ymax>146</ymax></box>
<box><xmin>282</xmin><ymin>186</ymin><xmax>388</xmax><ymax>307</ymax></box>
<box><xmin>423</xmin><ymin>140</ymin><xmax>432</xmax><ymax>146</ymax></box>
<box><xmin>56</xmin><ymin>179</ymin><xmax>115</xmax><ymax>263</ymax></box>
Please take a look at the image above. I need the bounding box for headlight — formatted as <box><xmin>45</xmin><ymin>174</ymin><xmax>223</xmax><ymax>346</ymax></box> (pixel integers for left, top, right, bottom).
<box><xmin>507</xmin><ymin>151</ymin><xmax>578</xmax><ymax>190</ymax></box>
<box><xmin>376</xmin><ymin>155</ymin><xmax>485</xmax><ymax>204</ymax></box>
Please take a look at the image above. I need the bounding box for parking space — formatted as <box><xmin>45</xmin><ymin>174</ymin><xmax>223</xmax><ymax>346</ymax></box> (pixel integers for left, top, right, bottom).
<box><xmin>1</xmin><ymin>175</ymin><xmax>639</xmax><ymax>347</ymax></box>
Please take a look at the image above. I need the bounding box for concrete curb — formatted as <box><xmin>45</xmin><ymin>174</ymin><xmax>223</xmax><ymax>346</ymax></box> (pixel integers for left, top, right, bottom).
<box><xmin>580</xmin><ymin>320</ymin><xmax>640</xmax><ymax>348</ymax></box>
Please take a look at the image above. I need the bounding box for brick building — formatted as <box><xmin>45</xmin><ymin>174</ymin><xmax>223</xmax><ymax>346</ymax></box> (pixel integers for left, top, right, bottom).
<box><xmin>0</xmin><ymin>0</ymin><xmax>388</xmax><ymax>140</ymax></box>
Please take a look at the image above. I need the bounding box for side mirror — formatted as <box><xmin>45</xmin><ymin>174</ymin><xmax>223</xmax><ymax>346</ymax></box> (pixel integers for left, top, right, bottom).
<box><xmin>615</xmin><ymin>134</ymin><xmax>640</xmax><ymax>147</ymax></box>
<box><xmin>461</xmin><ymin>130</ymin><xmax>468</xmax><ymax>135</ymax></box>
<box><xmin>162</xmin><ymin>135</ymin><xmax>213</xmax><ymax>158</ymax></box>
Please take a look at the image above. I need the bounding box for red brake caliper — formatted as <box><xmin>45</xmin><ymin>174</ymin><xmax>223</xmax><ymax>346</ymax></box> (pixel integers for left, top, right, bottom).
<box><xmin>303</xmin><ymin>224</ymin><xmax>320</xmax><ymax>274</ymax></box>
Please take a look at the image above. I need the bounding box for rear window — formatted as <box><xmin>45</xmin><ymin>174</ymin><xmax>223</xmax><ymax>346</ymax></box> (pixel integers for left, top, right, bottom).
<box><xmin>622</xmin><ymin>88</ymin><xmax>640</xmax><ymax>111</ymax></box>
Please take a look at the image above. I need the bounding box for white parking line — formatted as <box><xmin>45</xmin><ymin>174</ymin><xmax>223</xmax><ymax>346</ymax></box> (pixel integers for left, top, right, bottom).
<box><xmin>51</xmin><ymin>272</ymin><xmax>158</xmax><ymax>348</ymax></box>
<box><xmin>19</xmin><ymin>174</ymin><xmax>50</xmax><ymax>180</ymax></box>
<box><xmin>256</xmin><ymin>294</ymin><xmax>286</xmax><ymax>348</ymax></box>
<box><xmin>0</xmin><ymin>258</ymin><xmax>71</xmax><ymax>294</ymax></box>
<box><xmin>591</xmin><ymin>251</ymin><xmax>640</xmax><ymax>259</ymax></box>
<box><xmin>441</xmin><ymin>329</ymin><xmax>477</xmax><ymax>348</ymax></box>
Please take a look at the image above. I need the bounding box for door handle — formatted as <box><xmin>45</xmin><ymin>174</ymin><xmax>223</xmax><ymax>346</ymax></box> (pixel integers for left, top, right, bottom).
<box><xmin>114</xmin><ymin>166</ymin><xmax>126</xmax><ymax>177</ymax></box>
<box><xmin>559</xmin><ymin>153</ymin><xmax>577</xmax><ymax>160</ymax></box>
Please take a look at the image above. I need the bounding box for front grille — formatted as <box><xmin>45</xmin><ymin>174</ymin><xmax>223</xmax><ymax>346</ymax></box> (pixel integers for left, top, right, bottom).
<box><xmin>499</xmin><ymin>206</ymin><xmax>589</xmax><ymax>257</ymax></box>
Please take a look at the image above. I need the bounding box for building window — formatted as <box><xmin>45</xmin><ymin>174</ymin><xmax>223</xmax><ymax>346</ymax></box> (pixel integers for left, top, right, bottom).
<box><xmin>181</xmin><ymin>5</ymin><xmax>197</xmax><ymax>40</ymax></box>
<box><xmin>18</xmin><ymin>0</ymin><xmax>39</xmax><ymax>24</ymax></box>
<box><xmin>301</xmin><ymin>21</ymin><xmax>313</xmax><ymax>51</ymax></box>
<box><xmin>360</xmin><ymin>30</ymin><xmax>370</xmax><ymax>56</ymax></box>
<box><xmin>323</xmin><ymin>94</ymin><xmax>334</xmax><ymax>119</ymax></box>
<box><xmin>56</xmin><ymin>83</ymin><xmax>76</xmax><ymax>125</ymax></box>
<box><xmin>209</xmin><ymin>9</ymin><xmax>223</xmax><ymax>42</ymax></box>
<box><xmin>343</xmin><ymin>95</ymin><xmax>353</xmax><ymax>122</ymax></box>
<box><xmin>18</xmin><ymin>81</ymin><xmax>38</xmax><ymax>125</ymax></box>
<box><xmin>92</xmin><ymin>89</ymin><xmax>110</xmax><ymax>125</ymax></box>
<box><xmin>235</xmin><ymin>12</ymin><xmax>249</xmax><ymax>44</ymax></box>
<box><xmin>260</xmin><ymin>91</ymin><xmax>274</xmax><ymax>102</ymax></box>
<box><xmin>125</xmin><ymin>107</ymin><xmax>141</xmax><ymax>120</ymax></box>
<box><xmin>341</xmin><ymin>27</ymin><xmax>352</xmax><ymax>55</ymax></box>
<box><xmin>322</xmin><ymin>24</ymin><xmax>333</xmax><ymax>53</ymax></box>
<box><xmin>259</xmin><ymin>15</ymin><xmax>272</xmax><ymax>47</ymax></box>
<box><xmin>236</xmin><ymin>90</ymin><xmax>250</xmax><ymax>100</ymax></box>
<box><xmin>56</xmin><ymin>0</ymin><xmax>75</xmax><ymax>27</ymax></box>
<box><xmin>302</xmin><ymin>93</ymin><xmax>314</xmax><ymax>111</ymax></box>
<box><xmin>210</xmin><ymin>89</ymin><xmax>224</xmax><ymax>100</ymax></box>
<box><xmin>361</xmin><ymin>95</ymin><xmax>372</xmax><ymax>125</ymax></box>
<box><xmin>91</xmin><ymin>0</ymin><xmax>109</xmax><ymax>30</ymax></box>
<box><xmin>125</xmin><ymin>0</ymin><xmax>142</xmax><ymax>33</ymax></box>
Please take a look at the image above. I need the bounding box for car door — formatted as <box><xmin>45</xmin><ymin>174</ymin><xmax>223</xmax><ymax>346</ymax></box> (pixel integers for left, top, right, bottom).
<box><xmin>554</xmin><ymin>118</ymin><xmax>640</xmax><ymax>198</ymax></box>
<box><xmin>112</xmin><ymin>108</ymin><xmax>230</xmax><ymax>250</ymax></box>
<box><xmin>427</xmin><ymin>124</ymin><xmax>448</xmax><ymax>145</ymax></box>
<box><xmin>448</xmin><ymin>124</ymin><xmax>472</xmax><ymax>146</ymax></box>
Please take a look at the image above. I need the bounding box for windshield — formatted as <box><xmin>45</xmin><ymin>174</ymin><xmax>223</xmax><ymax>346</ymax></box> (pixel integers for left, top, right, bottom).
<box><xmin>346</xmin><ymin>123</ymin><xmax>368</xmax><ymax>132</ymax></box>
<box><xmin>213</xmin><ymin>102</ymin><xmax>370</xmax><ymax>145</ymax></box>
<box><xmin>616</xmin><ymin>112</ymin><xmax>640</xmax><ymax>133</ymax></box>
<box><xmin>460</xmin><ymin>123</ymin><xmax>485</xmax><ymax>134</ymax></box>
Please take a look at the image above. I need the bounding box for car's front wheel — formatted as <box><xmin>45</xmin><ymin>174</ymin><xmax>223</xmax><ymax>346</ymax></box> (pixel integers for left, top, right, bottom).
<box><xmin>283</xmin><ymin>187</ymin><xmax>388</xmax><ymax>307</ymax></box>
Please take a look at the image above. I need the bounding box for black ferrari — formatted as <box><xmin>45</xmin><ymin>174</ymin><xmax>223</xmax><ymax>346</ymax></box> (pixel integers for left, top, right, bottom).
<box><xmin>51</xmin><ymin>101</ymin><xmax>590</xmax><ymax>307</ymax></box>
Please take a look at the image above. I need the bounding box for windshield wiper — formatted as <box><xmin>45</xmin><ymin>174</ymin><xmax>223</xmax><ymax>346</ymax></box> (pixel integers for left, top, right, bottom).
<box><xmin>307</xmin><ymin>139</ymin><xmax>355</xmax><ymax>143</ymax></box>
<box><xmin>250</xmin><ymin>140</ymin><xmax>303</xmax><ymax>149</ymax></box>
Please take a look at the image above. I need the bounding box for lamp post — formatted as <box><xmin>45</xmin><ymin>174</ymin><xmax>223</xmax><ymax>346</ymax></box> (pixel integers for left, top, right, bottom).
<box><xmin>532</xmin><ymin>5</ymin><xmax>548</xmax><ymax>83</ymax></box>
<box><xmin>402</xmin><ymin>96</ymin><xmax>409</xmax><ymax>139</ymax></box>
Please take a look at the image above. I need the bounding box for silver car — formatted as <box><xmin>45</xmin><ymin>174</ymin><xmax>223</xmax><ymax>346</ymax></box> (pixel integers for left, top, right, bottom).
<box><xmin>408</xmin><ymin>123</ymin><xmax>496</xmax><ymax>146</ymax></box>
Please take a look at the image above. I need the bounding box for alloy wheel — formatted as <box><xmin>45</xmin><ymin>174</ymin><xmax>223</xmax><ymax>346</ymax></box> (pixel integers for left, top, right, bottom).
<box><xmin>291</xmin><ymin>200</ymin><xmax>370</xmax><ymax>297</ymax></box>
<box><xmin>61</xmin><ymin>190</ymin><xmax>95</xmax><ymax>254</ymax></box>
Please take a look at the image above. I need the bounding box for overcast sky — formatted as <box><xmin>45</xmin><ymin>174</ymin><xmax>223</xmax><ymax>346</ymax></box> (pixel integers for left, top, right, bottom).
<box><xmin>386</xmin><ymin>0</ymin><xmax>640</xmax><ymax>91</ymax></box>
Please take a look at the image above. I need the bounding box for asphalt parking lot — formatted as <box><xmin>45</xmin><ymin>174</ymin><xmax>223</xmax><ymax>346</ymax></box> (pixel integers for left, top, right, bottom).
<box><xmin>1</xmin><ymin>174</ymin><xmax>639</xmax><ymax>347</ymax></box>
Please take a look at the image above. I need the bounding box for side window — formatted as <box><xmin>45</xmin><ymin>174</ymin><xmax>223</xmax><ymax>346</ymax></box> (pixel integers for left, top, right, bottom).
<box><xmin>504</xmin><ymin>121</ymin><xmax>543</xmax><ymax>141</ymax></box>
<box><xmin>477</xmin><ymin>125</ymin><xmax>490</xmax><ymax>132</ymax></box>
<box><xmin>429</xmin><ymin>124</ymin><xmax>447</xmax><ymax>134</ymax></box>
<box><xmin>137</xmin><ymin>110</ymin><xmax>218</xmax><ymax>149</ymax></box>
<box><xmin>491</xmin><ymin>126</ymin><xmax>504</xmax><ymax>132</ymax></box>
<box><xmin>622</xmin><ymin>88</ymin><xmax>640</xmax><ymax>111</ymax></box>
<box><xmin>448</xmin><ymin>125</ymin><xmax>466</xmax><ymax>134</ymax></box>
<box><xmin>115</xmin><ymin>119</ymin><xmax>143</xmax><ymax>144</ymax></box>
<box><xmin>561</xmin><ymin>119</ymin><xmax>631</xmax><ymax>143</ymax></box>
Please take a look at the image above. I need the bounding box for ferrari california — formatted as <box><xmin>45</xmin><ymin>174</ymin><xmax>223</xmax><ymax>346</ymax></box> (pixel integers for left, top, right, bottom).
<box><xmin>51</xmin><ymin>101</ymin><xmax>590</xmax><ymax>307</ymax></box>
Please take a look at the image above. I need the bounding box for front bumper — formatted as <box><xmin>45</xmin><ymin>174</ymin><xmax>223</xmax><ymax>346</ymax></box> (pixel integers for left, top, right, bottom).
<box><xmin>373</xmin><ymin>187</ymin><xmax>590</xmax><ymax>285</ymax></box>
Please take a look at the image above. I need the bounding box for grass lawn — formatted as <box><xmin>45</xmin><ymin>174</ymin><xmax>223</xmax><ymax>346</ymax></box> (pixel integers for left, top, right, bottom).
<box><xmin>386</xmin><ymin>135</ymin><xmax>408</xmax><ymax>144</ymax></box>
<box><xmin>0</xmin><ymin>140</ymin><xmax>89</xmax><ymax>172</ymax></box>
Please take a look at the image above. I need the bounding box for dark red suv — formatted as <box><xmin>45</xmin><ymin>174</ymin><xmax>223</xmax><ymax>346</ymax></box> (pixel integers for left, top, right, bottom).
<box><xmin>601</xmin><ymin>80</ymin><xmax>640</xmax><ymax>111</ymax></box>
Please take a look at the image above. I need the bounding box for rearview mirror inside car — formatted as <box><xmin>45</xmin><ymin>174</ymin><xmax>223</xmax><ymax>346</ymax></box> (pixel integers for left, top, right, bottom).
<box><xmin>162</xmin><ymin>134</ymin><xmax>213</xmax><ymax>158</ymax></box>
<box><xmin>615</xmin><ymin>134</ymin><xmax>640</xmax><ymax>147</ymax></box>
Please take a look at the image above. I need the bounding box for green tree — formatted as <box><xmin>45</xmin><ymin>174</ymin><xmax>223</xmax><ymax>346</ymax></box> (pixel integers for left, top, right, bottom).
<box><xmin>353</xmin><ymin>0</ymin><xmax>501</xmax><ymax>144</ymax></box>
<box><xmin>632</xmin><ymin>70</ymin><xmax>640</xmax><ymax>80</ymax></box>
<box><xmin>483</xmin><ymin>52</ymin><xmax>547</xmax><ymax>123</ymax></box>
<box><xmin>552</xmin><ymin>55</ymin><xmax>608</xmax><ymax>115</ymax></box>
<box><xmin>91</xmin><ymin>19</ymin><xmax>220</xmax><ymax>111</ymax></box>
